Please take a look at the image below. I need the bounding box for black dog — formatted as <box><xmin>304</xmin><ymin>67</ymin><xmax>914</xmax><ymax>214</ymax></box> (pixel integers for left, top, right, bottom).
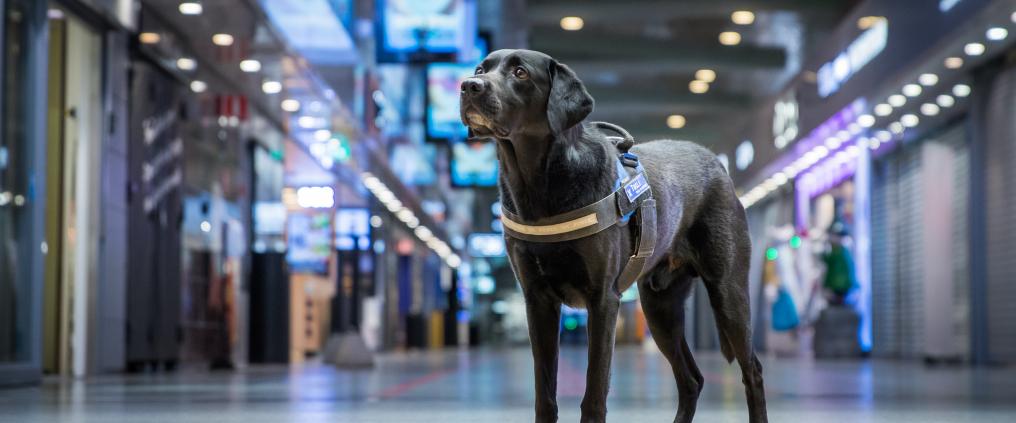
<box><xmin>461</xmin><ymin>49</ymin><xmax>767</xmax><ymax>423</ymax></box>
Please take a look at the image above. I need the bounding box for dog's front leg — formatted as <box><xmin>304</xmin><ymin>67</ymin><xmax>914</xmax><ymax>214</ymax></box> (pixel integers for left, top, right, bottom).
<box><xmin>525</xmin><ymin>294</ymin><xmax>562</xmax><ymax>423</ymax></box>
<box><xmin>580</xmin><ymin>292</ymin><xmax>620</xmax><ymax>423</ymax></box>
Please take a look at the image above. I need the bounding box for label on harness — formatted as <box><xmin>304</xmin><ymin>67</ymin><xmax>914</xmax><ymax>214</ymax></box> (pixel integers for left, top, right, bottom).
<box><xmin>623</xmin><ymin>173</ymin><xmax>650</xmax><ymax>202</ymax></box>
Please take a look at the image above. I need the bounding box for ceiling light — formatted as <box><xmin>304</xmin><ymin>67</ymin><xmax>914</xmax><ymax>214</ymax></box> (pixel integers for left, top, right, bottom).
<box><xmin>212</xmin><ymin>33</ymin><xmax>234</xmax><ymax>46</ymax></box>
<box><xmin>874</xmin><ymin>103</ymin><xmax>893</xmax><ymax>116</ymax></box>
<box><xmin>857</xmin><ymin>16</ymin><xmax>884</xmax><ymax>30</ymax></box>
<box><xmin>902</xmin><ymin>84</ymin><xmax>922</xmax><ymax>97</ymax></box>
<box><xmin>689</xmin><ymin>80</ymin><xmax>709</xmax><ymax>94</ymax></box>
<box><xmin>695</xmin><ymin>69</ymin><xmax>716</xmax><ymax>83</ymax></box>
<box><xmin>1012</xmin><ymin>11</ymin><xmax>1016</xmax><ymax>23</ymax></box>
<box><xmin>944</xmin><ymin>57</ymin><xmax>963</xmax><ymax>69</ymax></box>
<box><xmin>262</xmin><ymin>80</ymin><xmax>282</xmax><ymax>94</ymax></box>
<box><xmin>314</xmin><ymin>129</ymin><xmax>331</xmax><ymax>141</ymax></box>
<box><xmin>952</xmin><ymin>83</ymin><xmax>971</xmax><ymax>97</ymax></box>
<box><xmin>918</xmin><ymin>73</ymin><xmax>938</xmax><ymax>86</ymax></box>
<box><xmin>888</xmin><ymin>94</ymin><xmax>907</xmax><ymax>107</ymax></box>
<box><xmin>190</xmin><ymin>80</ymin><xmax>207</xmax><ymax>93</ymax></box>
<box><xmin>281</xmin><ymin>99</ymin><xmax>300</xmax><ymax>112</ymax></box>
<box><xmin>139</xmin><ymin>32</ymin><xmax>161</xmax><ymax>44</ymax></box>
<box><xmin>719</xmin><ymin>31</ymin><xmax>741</xmax><ymax>46</ymax></box>
<box><xmin>986</xmin><ymin>27</ymin><xmax>1008</xmax><ymax>41</ymax></box>
<box><xmin>560</xmin><ymin>16</ymin><xmax>584</xmax><ymax>31</ymax></box>
<box><xmin>179</xmin><ymin>2</ymin><xmax>202</xmax><ymax>15</ymax></box>
<box><xmin>666</xmin><ymin>114</ymin><xmax>686</xmax><ymax>129</ymax></box>
<box><xmin>239</xmin><ymin>59</ymin><xmax>261</xmax><ymax>72</ymax></box>
<box><xmin>731</xmin><ymin>11</ymin><xmax>755</xmax><ymax>25</ymax></box>
<box><xmin>889</xmin><ymin>121</ymin><xmax>904</xmax><ymax>134</ymax></box>
<box><xmin>869</xmin><ymin>138</ymin><xmax>881</xmax><ymax>150</ymax></box>
<box><xmin>876</xmin><ymin>130</ymin><xmax>892</xmax><ymax>142</ymax></box>
<box><xmin>900</xmin><ymin>113</ymin><xmax>919</xmax><ymax>127</ymax></box>
<box><xmin>857</xmin><ymin>114</ymin><xmax>875</xmax><ymax>128</ymax></box>
<box><xmin>920</xmin><ymin>103</ymin><xmax>940</xmax><ymax>116</ymax></box>
<box><xmin>175</xmin><ymin>57</ymin><xmax>196</xmax><ymax>71</ymax></box>
<box><xmin>964</xmin><ymin>42</ymin><xmax>985</xmax><ymax>56</ymax></box>
<box><xmin>936</xmin><ymin>94</ymin><xmax>955</xmax><ymax>108</ymax></box>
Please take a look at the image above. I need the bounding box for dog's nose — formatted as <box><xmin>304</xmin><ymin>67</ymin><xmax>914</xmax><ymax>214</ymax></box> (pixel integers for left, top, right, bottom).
<box><xmin>461</xmin><ymin>77</ymin><xmax>487</xmax><ymax>96</ymax></box>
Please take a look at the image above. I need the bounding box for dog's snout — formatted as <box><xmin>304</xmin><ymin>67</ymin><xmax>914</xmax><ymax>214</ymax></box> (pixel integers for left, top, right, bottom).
<box><xmin>461</xmin><ymin>77</ymin><xmax>487</xmax><ymax>96</ymax></box>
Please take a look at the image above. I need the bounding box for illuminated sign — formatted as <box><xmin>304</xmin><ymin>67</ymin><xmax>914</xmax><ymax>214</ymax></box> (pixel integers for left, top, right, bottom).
<box><xmin>773</xmin><ymin>91</ymin><xmax>799</xmax><ymax>149</ymax></box>
<box><xmin>817</xmin><ymin>18</ymin><xmax>888</xmax><ymax>98</ymax></box>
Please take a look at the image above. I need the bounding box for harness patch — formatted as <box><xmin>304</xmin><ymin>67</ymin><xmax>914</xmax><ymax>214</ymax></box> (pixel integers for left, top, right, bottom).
<box><xmin>623</xmin><ymin>173</ymin><xmax>650</xmax><ymax>202</ymax></box>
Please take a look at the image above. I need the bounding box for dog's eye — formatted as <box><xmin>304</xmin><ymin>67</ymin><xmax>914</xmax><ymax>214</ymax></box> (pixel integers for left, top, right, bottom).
<box><xmin>474</xmin><ymin>67</ymin><xmax>484</xmax><ymax>75</ymax></box>
<box><xmin>512</xmin><ymin>67</ymin><xmax>529</xmax><ymax>80</ymax></box>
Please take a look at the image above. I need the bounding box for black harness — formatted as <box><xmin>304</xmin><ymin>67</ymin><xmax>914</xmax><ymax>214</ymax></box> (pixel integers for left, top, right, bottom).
<box><xmin>501</xmin><ymin>122</ymin><xmax>657</xmax><ymax>287</ymax></box>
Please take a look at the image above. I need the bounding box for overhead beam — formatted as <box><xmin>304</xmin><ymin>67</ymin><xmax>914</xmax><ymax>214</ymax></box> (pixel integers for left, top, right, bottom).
<box><xmin>527</xmin><ymin>0</ymin><xmax>851</xmax><ymax>24</ymax></box>
<box><xmin>529</xmin><ymin>28</ymin><xmax>787</xmax><ymax>70</ymax></box>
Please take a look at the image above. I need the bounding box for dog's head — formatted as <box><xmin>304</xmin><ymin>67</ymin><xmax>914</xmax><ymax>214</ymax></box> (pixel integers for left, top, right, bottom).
<box><xmin>460</xmin><ymin>49</ymin><xmax>593</xmax><ymax>140</ymax></box>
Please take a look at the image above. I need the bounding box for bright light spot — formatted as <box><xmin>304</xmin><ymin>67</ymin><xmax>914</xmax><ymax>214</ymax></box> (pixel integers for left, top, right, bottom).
<box><xmin>731</xmin><ymin>10</ymin><xmax>755</xmax><ymax>25</ymax></box>
<box><xmin>446</xmin><ymin>254</ymin><xmax>462</xmax><ymax>268</ymax></box>
<box><xmin>944</xmin><ymin>57</ymin><xmax>963</xmax><ymax>69</ymax></box>
<box><xmin>281</xmin><ymin>99</ymin><xmax>300</xmax><ymax>112</ymax></box>
<box><xmin>176</xmin><ymin>57</ymin><xmax>196</xmax><ymax>71</ymax></box>
<box><xmin>190</xmin><ymin>80</ymin><xmax>207</xmax><ymax>93</ymax></box>
<box><xmin>689</xmin><ymin>80</ymin><xmax>709</xmax><ymax>94</ymax></box>
<box><xmin>900</xmin><ymin>113</ymin><xmax>919</xmax><ymax>127</ymax></box>
<box><xmin>262</xmin><ymin>80</ymin><xmax>282</xmax><ymax>94</ymax></box>
<box><xmin>876</xmin><ymin>130</ymin><xmax>892</xmax><ymax>142</ymax></box>
<box><xmin>987</xmin><ymin>27</ymin><xmax>1008</xmax><ymax>41</ymax></box>
<box><xmin>825</xmin><ymin>137</ymin><xmax>841</xmax><ymax>150</ymax></box>
<box><xmin>239</xmin><ymin>59</ymin><xmax>261</xmax><ymax>72</ymax></box>
<box><xmin>874</xmin><ymin>103</ymin><xmax>893</xmax><ymax>116</ymax></box>
<box><xmin>296</xmin><ymin>186</ymin><xmax>334</xmax><ymax>209</ymax></box>
<box><xmin>920</xmin><ymin>103</ymin><xmax>940</xmax><ymax>116</ymax></box>
<box><xmin>857</xmin><ymin>15</ymin><xmax>884</xmax><ymax>30</ymax></box>
<box><xmin>766</xmin><ymin>247</ymin><xmax>779</xmax><ymax>261</ymax></box>
<box><xmin>212</xmin><ymin>33</ymin><xmax>234</xmax><ymax>46</ymax></box>
<box><xmin>918</xmin><ymin>73</ymin><xmax>938</xmax><ymax>86</ymax></box>
<box><xmin>889</xmin><ymin>121</ymin><xmax>904</xmax><ymax>134</ymax></box>
<box><xmin>888</xmin><ymin>94</ymin><xmax>907</xmax><ymax>107</ymax></box>
<box><xmin>937</xmin><ymin>94</ymin><xmax>955</xmax><ymax>108</ymax></box>
<box><xmin>370</xmin><ymin>215</ymin><xmax>383</xmax><ymax>228</ymax></box>
<box><xmin>902</xmin><ymin>84</ymin><xmax>922</xmax><ymax>97</ymax></box>
<box><xmin>857</xmin><ymin>114</ymin><xmax>875</xmax><ymax>128</ymax></box>
<box><xmin>719</xmin><ymin>31</ymin><xmax>742</xmax><ymax>46</ymax></box>
<box><xmin>560</xmin><ymin>16</ymin><xmax>584</xmax><ymax>31</ymax></box>
<box><xmin>964</xmin><ymin>42</ymin><xmax>985</xmax><ymax>56</ymax></box>
<box><xmin>666</xmin><ymin>114</ymin><xmax>686</xmax><ymax>129</ymax></box>
<box><xmin>314</xmin><ymin>129</ymin><xmax>331</xmax><ymax>141</ymax></box>
<box><xmin>695</xmin><ymin>69</ymin><xmax>716</xmax><ymax>82</ymax></box>
<box><xmin>179</xmin><ymin>2</ymin><xmax>202</xmax><ymax>15</ymax></box>
<box><xmin>139</xmin><ymin>32</ymin><xmax>161</xmax><ymax>44</ymax></box>
<box><xmin>790</xmin><ymin>235</ymin><xmax>802</xmax><ymax>249</ymax></box>
<box><xmin>200</xmin><ymin>221</ymin><xmax>211</xmax><ymax>233</ymax></box>
<box><xmin>298</xmin><ymin>116</ymin><xmax>325</xmax><ymax>128</ymax></box>
<box><xmin>953</xmin><ymin>83</ymin><xmax>971</xmax><ymax>97</ymax></box>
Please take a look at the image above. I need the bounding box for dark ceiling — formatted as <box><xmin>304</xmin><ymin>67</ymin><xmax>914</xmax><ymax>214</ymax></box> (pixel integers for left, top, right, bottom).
<box><xmin>525</xmin><ymin>0</ymin><xmax>860</xmax><ymax>146</ymax></box>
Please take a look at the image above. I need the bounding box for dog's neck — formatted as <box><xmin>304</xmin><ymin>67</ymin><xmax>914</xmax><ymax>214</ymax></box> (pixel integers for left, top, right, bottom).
<box><xmin>496</xmin><ymin>123</ymin><xmax>616</xmax><ymax>222</ymax></box>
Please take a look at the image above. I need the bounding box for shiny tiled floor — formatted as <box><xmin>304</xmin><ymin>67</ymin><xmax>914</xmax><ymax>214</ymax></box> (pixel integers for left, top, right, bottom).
<box><xmin>2</xmin><ymin>346</ymin><xmax>1015</xmax><ymax>422</ymax></box>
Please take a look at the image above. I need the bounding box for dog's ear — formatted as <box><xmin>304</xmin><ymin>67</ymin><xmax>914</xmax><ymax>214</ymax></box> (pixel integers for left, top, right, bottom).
<box><xmin>547</xmin><ymin>60</ymin><xmax>593</xmax><ymax>135</ymax></box>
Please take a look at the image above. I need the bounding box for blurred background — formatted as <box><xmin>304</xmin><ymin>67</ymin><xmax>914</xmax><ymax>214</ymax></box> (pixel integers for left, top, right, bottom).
<box><xmin>2</xmin><ymin>0</ymin><xmax>1016</xmax><ymax>421</ymax></box>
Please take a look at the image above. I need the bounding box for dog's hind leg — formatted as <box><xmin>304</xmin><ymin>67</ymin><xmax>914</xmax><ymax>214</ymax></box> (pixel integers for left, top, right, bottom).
<box><xmin>698</xmin><ymin>215</ymin><xmax>768</xmax><ymax>423</ymax></box>
<box><xmin>638</xmin><ymin>265</ymin><xmax>702</xmax><ymax>423</ymax></box>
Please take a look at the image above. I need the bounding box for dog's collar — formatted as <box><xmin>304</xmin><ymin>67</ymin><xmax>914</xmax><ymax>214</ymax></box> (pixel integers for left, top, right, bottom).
<box><xmin>500</xmin><ymin>156</ymin><xmax>646</xmax><ymax>242</ymax></box>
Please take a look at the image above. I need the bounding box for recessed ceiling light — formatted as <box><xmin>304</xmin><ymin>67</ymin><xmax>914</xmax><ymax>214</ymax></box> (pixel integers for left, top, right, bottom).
<box><xmin>666</xmin><ymin>114</ymin><xmax>686</xmax><ymax>129</ymax></box>
<box><xmin>936</xmin><ymin>94</ymin><xmax>955</xmax><ymax>108</ymax></box>
<box><xmin>902</xmin><ymin>83</ymin><xmax>922</xmax><ymax>97</ymax></box>
<box><xmin>262</xmin><ymin>80</ymin><xmax>282</xmax><ymax>94</ymax></box>
<box><xmin>139</xmin><ymin>32</ymin><xmax>161</xmax><ymax>44</ymax></box>
<box><xmin>857</xmin><ymin>16</ymin><xmax>884</xmax><ymax>30</ymax></box>
<box><xmin>731</xmin><ymin>11</ymin><xmax>755</xmax><ymax>25</ymax></box>
<box><xmin>689</xmin><ymin>80</ymin><xmax>709</xmax><ymax>94</ymax></box>
<box><xmin>212</xmin><ymin>33</ymin><xmax>234</xmax><ymax>46</ymax></box>
<box><xmin>986</xmin><ymin>27</ymin><xmax>1008</xmax><ymax>41</ymax></box>
<box><xmin>695</xmin><ymin>69</ymin><xmax>716</xmax><ymax>83</ymax></box>
<box><xmin>944</xmin><ymin>57</ymin><xmax>963</xmax><ymax>69</ymax></box>
<box><xmin>874</xmin><ymin>103</ymin><xmax>893</xmax><ymax>116</ymax></box>
<box><xmin>952</xmin><ymin>83</ymin><xmax>971</xmax><ymax>97</ymax></box>
<box><xmin>719</xmin><ymin>31</ymin><xmax>741</xmax><ymax>46</ymax></box>
<box><xmin>918</xmin><ymin>73</ymin><xmax>938</xmax><ymax>86</ymax></box>
<box><xmin>560</xmin><ymin>16</ymin><xmax>584</xmax><ymax>31</ymax></box>
<box><xmin>179</xmin><ymin>2</ymin><xmax>202</xmax><ymax>15</ymax></box>
<box><xmin>176</xmin><ymin>57</ymin><xmax>196</xmax><ymax>71</ymax></box>
<box><xmin>190</xmin><ymin>80</ymin><xmax>207</xmax><ymax>93</ymax></box>
<box><xmin>900</xmin><ymin>113</ymin><xmax>919</xmax><ymax>127</ymax></box>
<box><xmin>889</xmin><ymin>121</ymin><xmax>904</xmax><ymax>134</ymax></box>
<box><xmin>964</xmin><ymin>42</ymin><xmax>985</xmax><ymax>56</ymax></box>
<box><xmin>239</xmin><ymin>59</ymin><xmax>261</xmax><ymax>72</ymax></box>
<box><xmin>920</xmin><ymin>103</ymin><xmax>940</xmax><ymax>116</ymax></box>
<box><xmin>281</xmin><ymin>99</ymin><xmax>300</xmax><ymax>112</ymax></box>
<box><xmin>857</xmin><ymin>114</ymin><xmax>876</xmax><ymax>128</ymax></box>
<box><xmin>888</xmin><ymin>94</ymin><xmax>907</xmax><ymax>107</ymax></box>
